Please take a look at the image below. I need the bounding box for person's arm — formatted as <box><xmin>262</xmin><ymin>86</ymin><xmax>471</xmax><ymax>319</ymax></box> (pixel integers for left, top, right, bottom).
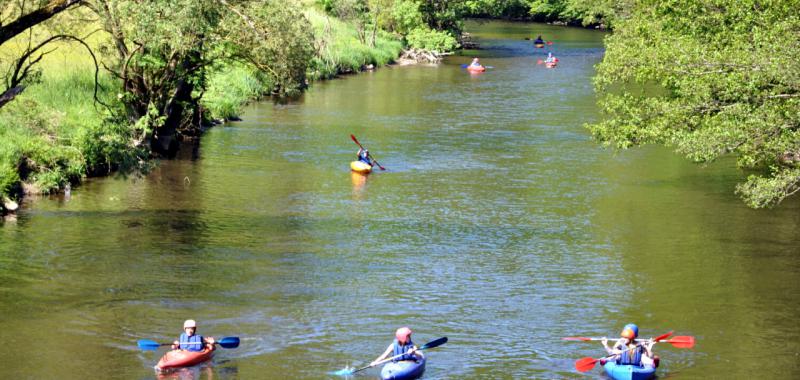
<box><xmin>370</xmin><ymin>344</ymin><xmax>394</xmax><ymax>366</ymax></box>
<box><xmin>411</xmin><ymin>345</ymin><xmax>424</xmax><ymax>359</ymax></box>
<box><xmin>642</xmin><ymin>339</ymin><xmax>655</xmax><ymax>358</ymax></box>
<box><xmin>602</xmin><ymin>338</ymin><xmax>624</xmax><ymax>355</ymax></box>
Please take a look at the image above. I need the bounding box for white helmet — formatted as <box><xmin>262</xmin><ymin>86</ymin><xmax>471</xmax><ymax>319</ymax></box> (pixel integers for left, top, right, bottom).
<box><xmin>183</xmin><ymin>319</ymin><xmax>197</xmax><ymax>328</ymax></box>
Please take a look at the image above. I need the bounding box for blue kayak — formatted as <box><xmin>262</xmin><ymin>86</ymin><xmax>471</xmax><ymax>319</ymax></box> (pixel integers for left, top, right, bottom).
<box><xmin>603</xmin><ymin>361</ymin><xmax>656</xmax><ymax>380</ymax></box>
<box><xmin>380</xmin><ymin>358</ymin><xmax>426</xmax><ymax>380</ymax></box>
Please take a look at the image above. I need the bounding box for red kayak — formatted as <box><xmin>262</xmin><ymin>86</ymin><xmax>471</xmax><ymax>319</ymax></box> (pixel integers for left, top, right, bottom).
<box><xmin>155</xmin><ymin>347</ymin><xmax>215</xmax><ymax>371</ymax></box>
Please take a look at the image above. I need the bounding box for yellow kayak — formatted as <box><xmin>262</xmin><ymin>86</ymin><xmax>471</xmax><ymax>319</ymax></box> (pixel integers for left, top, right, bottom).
<box><xmin>350</xmin><ymin>161</ymin><xmax>372</xmax><ymax>174</ymax></box>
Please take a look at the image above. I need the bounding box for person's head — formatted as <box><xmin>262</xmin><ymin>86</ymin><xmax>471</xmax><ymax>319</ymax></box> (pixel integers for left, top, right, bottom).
<box><xmin>537</xmin><ymin>35</ymin><xmax>542</xmax><ymax>38</ymax></box>
<box><xmin>472</xmin><ymin>57</ymin><xmax>479</xmax><ymax>62</ymax></box>
<box><xmin>395</xmin><ymin>327</ymin><xmax>412</xmax><ymax>344</ymax></box>
<box><xmin>547</xmin><ymin>52</ymin><xmax>553</xmax><ymax>57</ymax></box>
<box><xmin>620</xmin><ymin>323</ymin><xmax>638</xmax><ymax>341</ymax></box>
<box><xmin>183</xmin><ymin>319</ymin><xmax>197</xmax><ymax>336</ymax></box>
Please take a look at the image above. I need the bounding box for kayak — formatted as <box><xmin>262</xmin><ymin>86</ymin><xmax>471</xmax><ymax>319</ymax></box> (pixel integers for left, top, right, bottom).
<box><xmin>350</xmin><ymin>160</ymin><xmax>372</xmax><ymax>174</ymax></box>
<box><xmin>534</xmin><ymin>43</ymin><xmax>545</xmax><ymax>48</ymax></box>
<box><xmin>466</xmin><ymin>65</ymin><xmax>486</xmax><ymax>73</ymax></box>
<box><xmin>380</xmin><ymin>358</ymin><xmax>426</xmax><ymax>380</ymax></box>
<box><xmin>155</xmin><ymin>347</ymin><xmax>214</xmax><ymax>372</ymax></box>
<box><xmin>602</xmin><ymin>361</ymin><xmax>656</xmax><ymax>380</ymax></box>
<box><xmin>545</xmin><ymin>61</ymin><xmax>557</xmax><ymax>68</ymax></box>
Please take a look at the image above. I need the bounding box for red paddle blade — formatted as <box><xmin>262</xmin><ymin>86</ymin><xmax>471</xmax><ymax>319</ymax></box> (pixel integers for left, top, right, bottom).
<box><xmin>537</xmin><ymin>59</ymin><xmax>543</xmax><ymax>64</ymax></box>
<box><xmin>547</xmin><ymin>41</ymin><xmax>553</xmax><ymax>45</ymax></box>
<box><xmin>562</xmin><ymin>337</ymin><xmax>592</xmax><ymax>341</ymax></box>
<box><xmin>653</xmin><ymin>331</ymin><xmax>674</xmax><ymax>342</ymax></box>
<box><xmin>575</xmin><ymin>357</ymin><xmax>599</xmax><ymax>372</ymax></box>
<box><xmin>668</xmin><ymin>336</ymin><xmax>695</xmax><ymax>349</ymax></box>
<box><xmin>350</xmin><ymin>134</ymin><xmax>361</xmax><ymax>146</ymax></box>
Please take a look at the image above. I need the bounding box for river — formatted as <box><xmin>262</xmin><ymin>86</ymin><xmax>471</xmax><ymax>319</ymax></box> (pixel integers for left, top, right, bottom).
<box><xmin>1</xmin><ymin>20</ymin><xmax>799</xmax><ymax>379</ymax></box>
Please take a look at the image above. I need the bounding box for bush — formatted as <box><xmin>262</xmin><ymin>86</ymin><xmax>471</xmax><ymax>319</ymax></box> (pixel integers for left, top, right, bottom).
<box><xmin>406</xmin><ymin>27</ymin><xmax>458</xmax><ymax>52</ymax></box>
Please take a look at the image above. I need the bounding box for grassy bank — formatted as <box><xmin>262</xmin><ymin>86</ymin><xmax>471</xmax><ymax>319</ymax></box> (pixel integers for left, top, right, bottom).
<box><xmin>0</xmin><ymin>8</ymin><xmax>405</xmax><ymax>212</ymax></box>
<box><xmin>202</xmin><ymin>8</ymin><xmax>403</xmax><ymax>121</ymax></box>
<box><xmin>0</xmin><ymin>43</ymin><xmax>144</xmax><ymax>205</ymax></box>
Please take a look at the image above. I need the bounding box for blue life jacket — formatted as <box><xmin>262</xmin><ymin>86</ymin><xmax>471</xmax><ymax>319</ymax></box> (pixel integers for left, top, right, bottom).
<box><xmin>358</xmin><ymin>151</ymin><xmax>371</xmax><ymax>164</ymax></box>
<box><xmin>534</xmin><ymin>39</ymin><xmax>544</xmax><ymax>44</ymax></box>
<box><xmin>180</xmin><ymin>333</ymin><xmax>205</xmax><ymax>352</ymax></box>
<box><xmin>392</xmin><ymin>339</ymin><xmax>416</xmax><ymax>362</ymax></box>
<box><xmin>617</xmin><ymin>344</ymin><xmax>644</xmax><ymax>366</ymax></box>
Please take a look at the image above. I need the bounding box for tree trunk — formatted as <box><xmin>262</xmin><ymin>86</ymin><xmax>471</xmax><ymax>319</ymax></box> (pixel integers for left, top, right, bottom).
<box><xmin>0</xmin><ymin>0</ymin><xmax>84</xmax><ymax>45</ymax></box>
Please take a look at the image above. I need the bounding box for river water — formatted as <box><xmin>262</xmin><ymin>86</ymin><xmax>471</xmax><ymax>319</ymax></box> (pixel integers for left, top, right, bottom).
<box><xmin>1</xmin><ymin>21</ymin><xmax>799</xmax><ymax>379</ymax></box>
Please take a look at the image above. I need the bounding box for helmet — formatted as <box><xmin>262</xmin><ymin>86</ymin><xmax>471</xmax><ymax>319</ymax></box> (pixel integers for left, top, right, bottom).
<box><xmin>621</xmin><ymin>323</ymin><xmax>638</xmax><ymax>339</ymax></box>
<box><xmin>183</xmin><ymin>319</ymin><xmax>197</xmax><ymax>328</ymax></box>
<box><xmin>395</xmin><ymin>327</ymin><xmax>412</xmax><ymax>341</ymax></box>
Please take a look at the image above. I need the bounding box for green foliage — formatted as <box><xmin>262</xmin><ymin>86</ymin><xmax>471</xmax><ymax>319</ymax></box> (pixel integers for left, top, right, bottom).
<box><xmin>306</xmin><ymin>8</ymin><xmax>403</xmax><ymax>79</ymax></box>
<box><xmin>203</xmin><ymin>64</ymin><xmax>274</xmax><ymax>120</ymax></box>
<box><xmin>589</xmin><ymin>0</ymin><xmax>800</xmax><ymax>207</ymax></box>
<box><xmin>218</xmin><ymin>0</ymin><xmax>316</xmax><ymax>96</ymax></box>
<box><xmin>389</xmin><ymin>0</ymin><xmax>426</xmax><ymax>34</ymax></box>
<box><xmin>406</xmin><ymin>27</ymin><xmax>458</xmax><ymax>51</ymax></box>
<box><xmin>527</xmin><ymin>0</ymin><xmax>621</xmax><ymax>27</ymax></box>
<box><xmin>465</xmin><ymin>0</ymin><xmax>532</xmax><ymax>18</ymax></box>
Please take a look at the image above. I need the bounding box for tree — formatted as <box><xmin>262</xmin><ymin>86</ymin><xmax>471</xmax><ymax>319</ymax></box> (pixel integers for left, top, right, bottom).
<box><xmin>588</xmin><ymin>0</ymin><xmax>800</xmax><ymax>208</ymax></box>
<box><xmin>91</xmin><ymin>0</ymin><xmax>314</xmax><ymax>155</ymax></box>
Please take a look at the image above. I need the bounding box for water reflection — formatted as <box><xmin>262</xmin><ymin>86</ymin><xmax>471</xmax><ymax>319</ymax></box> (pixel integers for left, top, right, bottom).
<box><xmin>350</xmin><ymin>171</ymin><xmax>368</xmax><ymax>197</ymax></box>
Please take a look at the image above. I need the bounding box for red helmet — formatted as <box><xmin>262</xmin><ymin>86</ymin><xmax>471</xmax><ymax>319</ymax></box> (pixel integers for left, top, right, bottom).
<box><xmin>395</xmin><ymin>327</ymin><xmax>412</xmax><ymax>341</ymax></box>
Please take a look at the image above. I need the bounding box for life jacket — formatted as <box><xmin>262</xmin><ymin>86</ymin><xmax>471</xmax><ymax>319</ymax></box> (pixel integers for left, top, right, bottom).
<box><xmin>534</xmin><ymin>39</ymin><xmax>544</xmax><ymax>44</ymax></box>
<box><xmin>358</xmin><ymin>151</ymin><xmax>371</xmax><ymax>164</ymax></box>
<box><xmin>180</xmin><ymin>333</ymin><xmax>205</xmax><ymax>352</ymax></box>
<box><xmin>617</xmin><ymin>344</ymin><xmax>644</xmax><ymax>366</ymax></box>
<box><xmin>392</xmin><ymin>339</ymin><xmax>416</xmax><ymax>362</ymax></box>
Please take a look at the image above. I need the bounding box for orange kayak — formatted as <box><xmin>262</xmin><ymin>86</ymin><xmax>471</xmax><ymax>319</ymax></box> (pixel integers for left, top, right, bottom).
<box><xmin>467</xmin><ymin>65</ymin><xmax>486</xmax><ymax>72</ymax></box>
<box><xmin>155</xmin><ymin>347</ymin><xmax>214</xmax><ymax>371</ymax></box>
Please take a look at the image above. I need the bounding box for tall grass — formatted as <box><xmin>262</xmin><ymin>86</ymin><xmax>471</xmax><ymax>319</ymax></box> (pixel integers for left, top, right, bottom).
<box><xmin>305</xmin><ymin>9</ymin><xmax>404</xmax><ymax>80</ymax></box>
<box><xmin>0</xmin><ymin>41</ymin><xmax>138</xmax><ymax>199</ymax></box>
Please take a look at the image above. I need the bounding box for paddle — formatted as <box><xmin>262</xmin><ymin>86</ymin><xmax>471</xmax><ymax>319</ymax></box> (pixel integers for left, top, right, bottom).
<box><xmin>575</xmin><ymin>355</ymin><xmax>614</xmax><ymax>372</ymax></box>
<box><xmin>350</xmin><ymin>134</ymin><xmax>385</xmax><ymax>171</ymax></box>
<box><xmin>332</xmin><ymin>337</ymin><xmax>448</xmax><ymax>376</ymax></box>
<box><xmin>563</xmin><ymin>333</ymin><xmax>694</xmax><ymax>349</ymax></box>
<box><xmin>563</xmin><ymin>331</ymin><xmax>673</xmax><ymax>343</ymax></box>
<box><xmin>137</xmin><ymin>336</ymin><xmax>240</xmax><ymax>351</ymax></box>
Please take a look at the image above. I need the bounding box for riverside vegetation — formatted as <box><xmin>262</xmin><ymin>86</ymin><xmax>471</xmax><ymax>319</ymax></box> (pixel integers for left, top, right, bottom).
<box><xmin>1</xmin><ymin>0</ymin><xmax>798</xmax><ymax>213</ymax></box>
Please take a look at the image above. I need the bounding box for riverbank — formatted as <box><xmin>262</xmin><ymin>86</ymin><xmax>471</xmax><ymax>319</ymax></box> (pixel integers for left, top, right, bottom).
<box><xmin>0</xmin><ymin>8</ymin><xmax>408</xmax><ymax>216</ymax></box>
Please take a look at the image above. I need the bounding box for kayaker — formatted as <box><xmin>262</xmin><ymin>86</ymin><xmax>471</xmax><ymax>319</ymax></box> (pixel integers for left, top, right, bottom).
<box><xmin>533</xmin><ymin>35</ymin><xmax>544</xmax><ymax>45</ymax></box>
<box><xmin>171</xmin><ymin>319</ymin><xmax>215</xmax><ymax>352</ymax></box>
<box><xmin>545</xmin><ymin>52</ymin><xmax>557</xmax><ymax>64</ymax></box>
<box><xmin>601</xmin><ymin>324</ymin><xmax>656</xmax><ymax>368</ymax></box>
<box><xmin>357</xmin><ymin>148</ymin><xmax>374</xmax><ymax>166</ymax></box>
<box><xmin>469</xmin><ymin>57</ymin><xmax>481</xmax><ymax>67</ymax></box>
<box><xmin>370</xmin><ymin>327</ymin><xmax>424</xmax><ymax>366</ymax></box>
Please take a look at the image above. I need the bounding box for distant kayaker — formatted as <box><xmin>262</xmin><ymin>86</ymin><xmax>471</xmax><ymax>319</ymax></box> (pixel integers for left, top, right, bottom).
<box><xmin>601</xmin><ymin>324</ymin><xmax>656</xmax><ymax>368</ymax></box>
<box><xmin>545</xmin><ymin>52</ymin><xmax>557</xmax><ymax>64</ymax></box>
<box><xmin>469</xmin><ymin>57</ymin><xmax>481</xmax><ymax>67</ymax></box>
<box><xmin>533</xmin><ymin>35</ymin><xmax>544</xmax><ymax>45</ymax></box>
<box><xmin>171</xmin><ymin>319</ymin><xmax>215</xmax><ymax>352</ymax></box>
<box><xmin>357</xmin><ymin>148</ymin><xmax>375</xmax><ymax>166</ymax></box>
<box><xmin>370</xmin><ymin>327</ymin><xmax>424</xmax><ymax>366</ymax></box>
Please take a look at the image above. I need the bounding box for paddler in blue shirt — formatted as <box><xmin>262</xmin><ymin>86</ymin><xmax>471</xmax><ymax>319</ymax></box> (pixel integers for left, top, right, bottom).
<box><xmin>370</xmin><ymin>327</ymin><xmax>424</xmax><ymax>365</ymax></box>
<box><xmin>171</xmin><ymin>319</ymin><xmax>215</xmax><ymax>352</ymax></box>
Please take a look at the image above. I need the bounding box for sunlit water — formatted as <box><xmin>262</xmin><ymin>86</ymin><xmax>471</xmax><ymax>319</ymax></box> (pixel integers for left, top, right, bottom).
<box><xmin>1</xmin><ymin>21</ymin><xmax>799</xmax><ymax>379</ymax></box>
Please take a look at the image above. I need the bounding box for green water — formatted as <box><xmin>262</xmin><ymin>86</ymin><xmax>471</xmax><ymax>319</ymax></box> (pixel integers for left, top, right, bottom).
<box><xmin>1</xmin><ymin>21</ymin><xmax>799</xmax><ymax>379</ymax></box>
